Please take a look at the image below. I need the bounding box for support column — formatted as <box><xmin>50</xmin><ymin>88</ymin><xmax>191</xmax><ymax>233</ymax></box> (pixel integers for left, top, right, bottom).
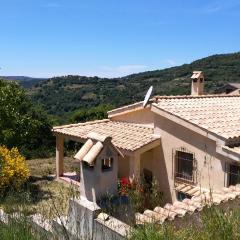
<box><xmin>129</xmin><ymin>152</ymin><xmax>141</xmax><ymax>182</ymax></box>
<box><xmin>56</xmin><ymin>135</ymin><xmax>64</xmax><ymax>179</ymax></box>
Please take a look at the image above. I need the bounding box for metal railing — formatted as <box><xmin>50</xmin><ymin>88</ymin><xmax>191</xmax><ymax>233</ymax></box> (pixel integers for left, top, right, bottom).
<box><xmin>174</xmin><ymin>171</ymin><xmax>195</xmax><ymax>185</ymax></box>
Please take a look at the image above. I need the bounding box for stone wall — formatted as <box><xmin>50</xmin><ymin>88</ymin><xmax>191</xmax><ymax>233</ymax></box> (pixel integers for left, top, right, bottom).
<box><xmin>0</xmin><ymin>198</ymin><xmax>130</xmax><ymax>240</ymax></box>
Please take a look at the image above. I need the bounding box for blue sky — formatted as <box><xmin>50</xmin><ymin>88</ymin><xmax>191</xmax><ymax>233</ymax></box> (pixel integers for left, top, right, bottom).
<box><xmin>0</xmin><ymin>0</ymin><xmax>240</xmax><ymax>78</ymax></box>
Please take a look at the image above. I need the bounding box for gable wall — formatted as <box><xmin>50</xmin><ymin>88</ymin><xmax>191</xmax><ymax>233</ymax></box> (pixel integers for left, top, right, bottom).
<box><xmin>153</xmin><ymin>113</ymin><xmax>234</xmax><ymax>203</ymax></box>
<box><xmin>109</xmin><ymin>107</ymin><xmax>154</xmax><ymax>127</ymax></box>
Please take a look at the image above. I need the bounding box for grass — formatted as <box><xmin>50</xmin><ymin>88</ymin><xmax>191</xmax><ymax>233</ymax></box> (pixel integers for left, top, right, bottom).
<box><xmin>0</xmin><ymin>216</ymin><xmax>38</xmax><ymax>240</ymax></box>
<box><xmin>0</xmin><ymin>156</ymin><xmax>79</xmax><ymax>219</ymax></box>
<box><xmin>2</xmin><ymin>157</ymin><xmax>240</xmax><ymax>239</ymax></box>
<box><xmin>129</xmin><ymin>206</ymin><xmax>240</xmax><ymax>240</ymax></box>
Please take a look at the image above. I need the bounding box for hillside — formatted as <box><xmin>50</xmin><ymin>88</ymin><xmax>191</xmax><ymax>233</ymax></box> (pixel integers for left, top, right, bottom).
<box><xmin>29</xmin><ymin>52</ymin><xmax>240</xmax><ymax>117</ymax></box>
<box><xmin>1</xmin><ymin>76</ymin><xmax>46</xmax><ymax>88</ymax></box>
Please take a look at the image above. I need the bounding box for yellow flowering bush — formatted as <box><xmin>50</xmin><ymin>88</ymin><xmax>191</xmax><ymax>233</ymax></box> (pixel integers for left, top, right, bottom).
<box><xmin>0</xmin><ymin>146</ymin><xmax>29</xmax><ymax>194</ymax></box>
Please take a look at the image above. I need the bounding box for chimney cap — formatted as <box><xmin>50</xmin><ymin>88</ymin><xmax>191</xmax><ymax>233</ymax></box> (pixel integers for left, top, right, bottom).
<box><xmin>191</xmin><ymin>71</ymin><xmax>203</xmax><ymax>79</ymax></box>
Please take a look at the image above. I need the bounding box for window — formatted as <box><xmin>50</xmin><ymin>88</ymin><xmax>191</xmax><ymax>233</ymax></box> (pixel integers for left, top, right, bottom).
<box><xmin>200</xmin><ymin>78</ymin><xmax>204</xmax><ymax>83</ymax></box>
<box><xmin>177</xmin><ymin>191</ymin><xmax>191</xmax><ymax>201</ymax></box>
<box><xmin>229</xmin><ymin>164</ymin><xmax>240</xmax><ymax>186</ymax></box>
<box><xmin>102</xmin><ymin>157</ymin><xmax>113</xmax><ymax>171</ymax></box>
<box><xmin>176</xmin><ymin>151</ymin><xmax>194</xmax><ymax>182</ymax></box>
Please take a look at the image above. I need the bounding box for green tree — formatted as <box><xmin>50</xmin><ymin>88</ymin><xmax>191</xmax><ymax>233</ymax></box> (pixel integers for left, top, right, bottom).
<box><xmin>70</xmin><ymin>104</ymin><xmax>114</xmax><ymax>123</ymax></box>
<box><xmin>0</xmin><ymin>79</ymin><xmax>53</xmax><ymax>158</ymax></box>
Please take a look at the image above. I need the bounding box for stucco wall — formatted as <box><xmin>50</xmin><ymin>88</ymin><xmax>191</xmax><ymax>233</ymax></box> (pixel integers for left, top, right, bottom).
<box><xmin>154</xmin><ymin>114</ymin><xmax>233</xmax><ymax>203</ymax></box>
<box><xmin>118</xmin><ymin>155</ymin><xmax>130</xmax><ymax>178</ymax></box>
<box><xmin>80</xmin><ymin>144</ymin><xmax>118</xmax><ymax>201</ymax></box>
<box><xmin>109</xmin><ymin>107</ymin><xmax>154</xmax><ymax>127</ymax></box>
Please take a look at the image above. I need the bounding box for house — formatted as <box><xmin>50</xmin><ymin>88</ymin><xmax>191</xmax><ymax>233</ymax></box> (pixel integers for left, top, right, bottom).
<box><xmin>52</xmin><ymin>71</ymin><xmax>240</xmax><ymax>203</ymax></box>
<box><xmin>216</xmin><ymin>82</ymin><xmax>240</xmax><ymax>95</ymax></box>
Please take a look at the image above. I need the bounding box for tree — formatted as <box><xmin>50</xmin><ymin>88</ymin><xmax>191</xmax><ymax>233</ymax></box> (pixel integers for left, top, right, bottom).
<box><xmin>70</xmin><ymin>104</ymin><xmax>114</xmax><ymax>123</ymax></box>
<box><xmin>0</xmin><ymin>79</ymin><xmax>53</xmax><ymax>158</ymax></box>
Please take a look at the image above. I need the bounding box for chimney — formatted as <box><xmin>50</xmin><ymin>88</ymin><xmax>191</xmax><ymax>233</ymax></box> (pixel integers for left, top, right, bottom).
<box><xmin>191</xmin><ymin>71</ymin><xmax>204</xmax><ymax>96</ymax></box>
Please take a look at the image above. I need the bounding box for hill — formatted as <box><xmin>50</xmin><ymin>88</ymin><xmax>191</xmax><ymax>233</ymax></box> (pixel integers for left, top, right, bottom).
<box><xmin>1</xmin><ymin>76</ymin><xmax>46</xmax><ymax>88</ymax></box>
<box><xmin>28</xmin><ymin>52</ymin><xmax>240</xmax><ymax>118</ymax></box>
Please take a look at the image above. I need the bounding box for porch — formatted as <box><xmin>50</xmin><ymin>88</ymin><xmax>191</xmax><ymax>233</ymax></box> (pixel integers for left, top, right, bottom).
<box><xmin>52</xmin><ymin>119</ymin><xmax>161</xmax><ymax>187</ymax></box>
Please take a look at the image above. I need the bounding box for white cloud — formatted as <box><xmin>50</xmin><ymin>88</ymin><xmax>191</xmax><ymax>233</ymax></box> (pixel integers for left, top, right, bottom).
<box><xmin>42</xmin><ymin>2</ymin><xmax>62</xmax><ymax>8</ymax></box>
<box><xmin>97</xmin><ymin>64</ymin><xmax>149</xmax><ymax>78</ymax></box>
<box><xmin>166</xmin><ymin>59</ymin><xmax>176</xmax><ymax>67</ymax></box>
<box><xmin>203</xmin><ymin>0</ymin><xmax>240</xmax><ymax>14</ymax></box>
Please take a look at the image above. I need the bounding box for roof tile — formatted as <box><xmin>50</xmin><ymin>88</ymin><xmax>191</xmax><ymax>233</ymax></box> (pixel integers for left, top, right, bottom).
<box><xmin>53</xmin><ymin>119</ymin><xmax>159</xmax><ymax>151</ymax></box>
<box><xmin>154</xmin><ymin>95</ymin><xmax>240</xmax><ymax>140</ymax></box>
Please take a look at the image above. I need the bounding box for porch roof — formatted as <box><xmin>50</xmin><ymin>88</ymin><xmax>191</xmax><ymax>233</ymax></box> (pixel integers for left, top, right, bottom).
<box><xmin>53</xmin><ymin>119</ymin><xmax>160</xmax><ymax>152</ymax></box>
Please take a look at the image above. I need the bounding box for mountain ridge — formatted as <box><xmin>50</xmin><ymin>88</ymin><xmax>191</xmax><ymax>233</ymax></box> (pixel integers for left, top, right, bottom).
<box><xmin>3</xmin><ymin>52</ymin><xmax>240</xmax><ymax>118</ymax></box>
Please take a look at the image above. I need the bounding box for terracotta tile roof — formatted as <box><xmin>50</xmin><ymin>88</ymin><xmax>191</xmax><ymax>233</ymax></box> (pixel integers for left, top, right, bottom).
<box><xmin>136</xmin><ymin>183</ymin><xmax>240</xmax><ymax>225</ymax></box>
<box><xmin>229</xmin><ymin>83</ymin><xmax>240</xmax><ymax>89</ymax></box>
<box><xmin>191</xmin><ymin>71</ymin><xmax>203</xmax><ymax>79</ymax></box>
<box><xmin>153</xmin><ymin>95</ymin><xmax>240</xmax><ymax>140</ymax></box>
<box><xmin>53</xmin><ymin>119</ymin><xmax>159</xmax><ymax>151</ymax></box>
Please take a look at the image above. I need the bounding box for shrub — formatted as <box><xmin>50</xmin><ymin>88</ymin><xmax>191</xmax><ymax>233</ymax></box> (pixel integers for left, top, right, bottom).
<box><xmin>0</xmin><ymin>146</ymin><xmax>29</xmax><ymax>194</ymax></box>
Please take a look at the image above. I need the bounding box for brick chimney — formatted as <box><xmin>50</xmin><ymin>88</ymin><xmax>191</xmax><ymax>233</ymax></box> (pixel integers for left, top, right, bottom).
<box><xmin>191</xmin><ymin>71</ymin><xmax>204</xmax><ymax>96</ymax></box>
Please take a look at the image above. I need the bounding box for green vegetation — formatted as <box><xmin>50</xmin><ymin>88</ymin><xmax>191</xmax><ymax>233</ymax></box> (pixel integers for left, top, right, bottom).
<box><xmin>70</xmin><ymin>104</ymin><xmax>114</xmax><ymax>123</ymax></box>
<box><xmin>29</xmin><ymin>52</ymin><xmax>240</xmax><ymax>118</ymax></box>
<box><xmin>130</xmin><ymin>206</ymin><xmax>240</xmax><ymax>240</ymax></box>
<box><xmin>0</xmin><ymin>156</ymin><xmax>78</xmax><ymax>239</ymax></box>
<box><xmin>0</xmin><ymin>216</ymin><xmax>37</xmax><ymax>240</ymax></box>
<box><xmin>0</xmin><ymin>80</ymin><xmax>54</xmax><ymax>158</ymax></box>
<box><xmin>0</xmin><ymin>157</ymin><xmax>78</xmax><ymax>219</ymax></box>
<box><xmin>0</xmin><ymin>146</ymin><xmax>29</xmax><ymax>195</ymax></box>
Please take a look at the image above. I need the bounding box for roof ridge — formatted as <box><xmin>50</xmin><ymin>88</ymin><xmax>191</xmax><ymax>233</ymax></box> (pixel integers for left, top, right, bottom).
<box><xmin>111</xmin><ymin>120</ymin><xmax>154</xmax><ymax>129</ymax></box>
<box><xmin>53</xmin><ymin>119</ymin><xmax>110</xmax><ymax>130</ymax></box>
<box><xmin>154</xmin><ymin>94</ymin><xmax>240</xmax><ymax>101</ymax></box>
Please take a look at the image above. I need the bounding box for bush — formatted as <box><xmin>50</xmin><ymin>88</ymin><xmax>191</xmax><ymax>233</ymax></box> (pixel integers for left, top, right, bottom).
<box><xmin>0</xmin><ymin>146</ymin><xmax>29</xmax><ymax>194</ymax></box>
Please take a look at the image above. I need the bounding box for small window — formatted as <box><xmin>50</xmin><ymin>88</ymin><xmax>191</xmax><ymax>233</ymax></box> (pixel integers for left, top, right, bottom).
<box><xmin>193</xmin><ymin>79</ymin><xmax>197</xmax><ymax>83</ymax></box>
<box><xmin>176</xmin><ymin>151</ymin><xmax>194</xmax><ymax>182</ymax></box>
<box><xmin>177</xmin><ymin>191</ymin><xmax>191</xmax><ymax>201</ymax></box>
<box><xmin>83</xmin><ymin>161</ymin><xmax>94</xmax><ymax>170</ymax></box>
<box><xmin>229</xmin><ymin>164</ymin><xmax>240</xmax><ymax>186</ymax></box>
<box><xmin>200</xmin><ymin>78</ymin><xmax>203</xmax><ymax>83</ymax></box>
<box><xmin>102</xmin><ymin>157</ymin><xmax>113</xmax><ymax>171</ymax></box>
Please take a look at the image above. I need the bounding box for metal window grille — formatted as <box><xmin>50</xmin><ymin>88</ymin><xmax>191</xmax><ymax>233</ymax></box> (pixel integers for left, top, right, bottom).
<box><xmin>172</xmin><ymin>147</ymin><xmax>197</xmax><ymax>185</ymax></box>
<box><xmin>228</xmin><ymin>164</ymin><xmax>240</xmax><ymax>186</ymax></box>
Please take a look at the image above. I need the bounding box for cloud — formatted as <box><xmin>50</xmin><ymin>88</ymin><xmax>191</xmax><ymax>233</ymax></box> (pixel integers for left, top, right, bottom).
<box><xmin>205</xmin><ymin>5</ymin><xmax>221</xmax><ymax>13</ymax></box>
<box><xmin>42</xmin><ymin>2</ymin><xmax>62</xmax><ymax>8</ymax></box>
<box><xmin>98</xmin><ymin>64</ymin><xmax>149</xmax><ymax>77</ymax></box>
<box><xmin>166</xmin><ymin>59</ymin><xmax>176</xmax><ymax>67</ymax></box>
<box><xmin>203</xmin><ymin>0</ymin><xmax>240</xmax><ymax>14</ymax></box>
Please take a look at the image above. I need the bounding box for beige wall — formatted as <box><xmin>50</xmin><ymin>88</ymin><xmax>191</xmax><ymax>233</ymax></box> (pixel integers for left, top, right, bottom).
<box><xmin>154</xmin><ymin>114</ymin><xmax>233</xmax><ymax>203</ymax></box>
<box><xmin>109</xmin><ymin>107</ymin><xmax>154</xmax><ymax>127</ymax></box>
<box><xmin>138</xmin><ymin>145</ymin><xmax>172</xmax><ymax>204</ymax></box>
<box><xmin>80</xmin><ymin>144</ymin><xmax>118</xmax><ymax>202</ymax></box>
<box><xmin>118</xmin><ymin>155</ymin><xmax>130</xmax><ymax>178</ymax></box>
